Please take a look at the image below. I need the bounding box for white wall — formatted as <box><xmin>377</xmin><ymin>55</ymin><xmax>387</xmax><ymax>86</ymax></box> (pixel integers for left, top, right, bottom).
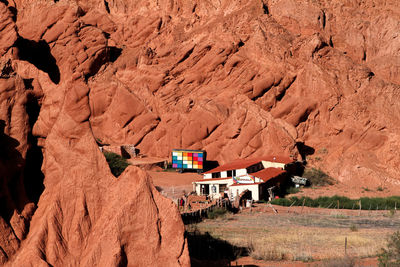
<box><xmin>236</xmin><ymin>168</ymin><xmax>247</xmax><ymax>176</ymax></box>
<box><xmin>229</xmin><ymin>184</ymin><xmax>260</xmax><ymax>201</ymax></box>
<box><xmin>221</xmin><ymin>171</ymin><xmax>228</xmax><ymax>178</ymax></box>
<box><xmin>194</xmin><ymin>178</ymin><xmax>234</xmax><ymax>199</ymax></box>
<box><xmin>203</xmin><ymin>173</ymin><xmax>212</xmax><ymax>179</ymax></box>
<box><xmin>262</xmin><ymin>161</ymin><xmax>285</xmax><ymax>169</ymax></box>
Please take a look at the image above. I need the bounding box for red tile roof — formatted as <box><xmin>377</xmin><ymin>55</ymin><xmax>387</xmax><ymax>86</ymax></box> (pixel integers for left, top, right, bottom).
<box><xmin>203</xmin><ymin>155</ymin><xmax>294</xmax><ymax>174</ymax></box>
<box><xmin>249</xmin><ymin>167</ymin><xmax>286</xmax><ymax>182</ymax></box>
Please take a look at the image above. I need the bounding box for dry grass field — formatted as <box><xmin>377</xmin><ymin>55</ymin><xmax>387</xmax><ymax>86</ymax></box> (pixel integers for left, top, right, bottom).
<box><xmin>187</xmin><ymin>204</ymin><xmax>400</xmax><ymax>265</ymax></box>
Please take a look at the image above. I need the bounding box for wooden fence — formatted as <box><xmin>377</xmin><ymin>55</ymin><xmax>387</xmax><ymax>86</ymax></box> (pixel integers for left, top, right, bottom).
<box><xmin>181</xmin><ymin>199</ymin><xmax>229</xmax><ymax>224</ymax></box>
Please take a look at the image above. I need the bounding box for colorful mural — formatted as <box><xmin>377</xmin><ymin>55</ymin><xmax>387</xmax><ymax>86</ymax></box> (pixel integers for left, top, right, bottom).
<box><xmin>172</xmin><ymin>149</ymin><xmax>205</xmax><ymax>170</ymax></box>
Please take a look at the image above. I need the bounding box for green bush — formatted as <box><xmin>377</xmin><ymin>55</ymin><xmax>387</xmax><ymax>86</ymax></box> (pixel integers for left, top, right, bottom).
<box><xmin>379</xmin><ymin>231</ymin><xmax>400</xmax><ymax>266</ymax></box>
<box><xmin>303</xmin><ymin>168</ymin><xmax>334</xmax><ymax>186</ymax></box>
<box><xmin>103</xmin><ymin>151</ymin><xmax>130</xmax><ymax>177</ymax></box>
<box><xmin>349</xmin><ymin>224</ymin><xmax>358</xmax><ymax>232</ymax></box>
<box><xmin>270</xmin><ymin>195</ymin><xmax>400</xmax><ymax>210</ymax></box>
<box><xmin>207</xmin><ymin>207</ymin><xmax>228</xmax><ymax>219</ymax></box>
<box><xmin>286</xmin><ymin>186</ymin><xmax>301</xmax><ymax>195</ymax></box>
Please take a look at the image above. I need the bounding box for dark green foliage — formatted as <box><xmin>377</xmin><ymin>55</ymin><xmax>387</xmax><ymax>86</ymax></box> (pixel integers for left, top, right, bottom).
<box><xmin>379</xmin><ymin>231</ymin><xmax>400</xmax><ymax>266</ymax></box>
<box><xmin>271</xmin><ymin>195</ymin><xmax>400</xmax><ymax>210</ymax></box>
<box><xmin>103</xmin><ymin>151</ymin><xmax>130</xmax><ymax>177</ymax></box>
<box><xmin>207</xmin><ymin>207</ymin><xmax>228</xmax><ymax>219</ymax></box>
<box><xmin>286</xmin><ymin>186</ymin><xmax>301</xmax><ymax>195</ymax></box>
<box><xmin>303</xmin><ymin>168</ymin><xmax>334</xmax><ymax>186</ymax></box>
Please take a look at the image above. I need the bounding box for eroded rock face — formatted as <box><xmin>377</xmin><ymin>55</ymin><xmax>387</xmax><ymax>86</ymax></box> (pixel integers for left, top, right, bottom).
<box><xmin>0</xmin><ymin>0</ymin><xmax>188</xmax><ymax>265</ymax></box>
<box><xmin>0</xmin><ymin>0</ymin><xmax>400</xmax><ymax>265</ymax></box>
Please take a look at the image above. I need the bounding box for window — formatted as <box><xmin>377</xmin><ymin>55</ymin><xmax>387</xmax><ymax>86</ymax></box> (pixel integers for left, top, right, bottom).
<box><xmin>212</xmin><ymin>172</ymin><xmax>221</xmax><ymax>178</ymax></box>
<box><xmin>219</xmin><ymin>184</ymin><xmax>227</xmax><ymax>193</ymax></box>
<box><xmin>247</xmin><ymin>163</ymin><xmax>263</xmax><ymax>174</ymax></box>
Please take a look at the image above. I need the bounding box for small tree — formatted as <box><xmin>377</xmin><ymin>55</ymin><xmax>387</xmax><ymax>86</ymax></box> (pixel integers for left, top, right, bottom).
<box><xmin>379</xmin><ymin>231</ymin><xmax>400</xmax><ymax>266</ymax></box>
<box><xmin>103</xmin><ymin>151</ymin><xmax>130</xmax><ymax>177</ymax></box>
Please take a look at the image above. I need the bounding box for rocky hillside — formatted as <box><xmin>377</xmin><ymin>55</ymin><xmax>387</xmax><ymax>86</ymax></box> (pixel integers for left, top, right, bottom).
<box><xmin>0</xmin><ymin>0</ymin><xmax>399</xmax><ymax>265</ymax></box>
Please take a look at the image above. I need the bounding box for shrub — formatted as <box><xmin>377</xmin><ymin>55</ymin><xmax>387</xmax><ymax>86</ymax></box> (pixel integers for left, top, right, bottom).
<box><xmin>302</xmin><ymin>168</ymin><xmax>334</xmax><ymax>186</ymax></box>
<box><xmin>286</xmin><ymin>186</ymin><xmax>301</xmax><ymax>195</ymax></box>
<box><xmin>378</xmin><ymin>231</ymin><xmax>400</xmax><ymax>266</ymax></box>
<box><xmin>103</xmin><ymin>151</ymin><xmax>130</xmax><ymax>177</ymax></box>
<box><xmin>247</xmin><ymin>238</ymin><xmax>287</xmax><ymax>261</ymax></box>
<box><xmin>318</xmin><ymin>147</ymin><xmax>328</xmax><ymax>154</ymax></box>
<box><xmin>250</xmin><ymin>247</ymin><xmax>287</xmax><ymax>261</ymax></box>
<box><xmin>349</xmin><ymin>224</ymin><xmax>358</xmax><ymax>232</ymax></box>
<box><xmin>207</xmin><ymin>207</ymin><xmax>228</xmax><ymax>219</ymax></box>
<box><xmin>270</xmin><ymin>195</ymin><xmax>400</xmax><ymax>210</ymax></box>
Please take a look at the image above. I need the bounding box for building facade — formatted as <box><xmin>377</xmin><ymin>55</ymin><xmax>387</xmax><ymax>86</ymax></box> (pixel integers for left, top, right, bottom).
<box><xmin>193</xmin><ymin>156</ymin><xmax>294</xmax><ymax>201</ymax></box>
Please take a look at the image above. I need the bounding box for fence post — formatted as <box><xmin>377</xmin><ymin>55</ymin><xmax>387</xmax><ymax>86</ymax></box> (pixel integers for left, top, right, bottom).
<box><xmin>301</xmin><ymin>198</ymin><xmax>306</xmax><ymax>213</ymax></box>
<box><xmin>288</xmin><ymin>200</ymin><xmax>297</xmax><ymax>213</ymax></box>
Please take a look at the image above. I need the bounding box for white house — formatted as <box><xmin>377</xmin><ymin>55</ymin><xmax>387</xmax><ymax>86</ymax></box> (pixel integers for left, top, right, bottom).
<box><xmin>193</xmin><ymin>156</ymin><xmax>294</xmax><ymax>201</ymax></box>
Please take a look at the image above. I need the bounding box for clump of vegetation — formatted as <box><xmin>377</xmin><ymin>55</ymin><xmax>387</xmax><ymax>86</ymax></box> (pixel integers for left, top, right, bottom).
<box><xmin>377</xmin><ymin>186</ymin><xmax>385</xmax><ymax>192</ymax></box>
<box><xmin>271</xmin><ymin>195</ymin><xmax>400</xmax><ymax>210</ymax></box>
<box><xmin>318</xmin><ymin>147</ymin><xmax>328</xmax><ymax>154</ymax></box>
<box><xmin>378</xmin><ymin>231</ymin><xmax>400</xmax><ymax>266</ymax></box>
<box><xmin>207</xmin><ymin>207</ymin><xmax>228</xmax><ymax>219</ymax></box>
<box><xmin>247</xmin><ymin>238</ymin><xmax>287</xmax><ymax>261</ymax></box>
<box><xmin>250</xmin><ymin>247</ymin><xmax>287</xmax><ymax>261</ymax></box>
<box><xmin>314</xmin><ymin>156</ymin><xmax>322</xmax><ymax>161</ymax></box>
<box><xmin>302</xmin><ymin>168</ymin><xmax>335</xmax><ymax>186</ymax></box>
<box><xmin>303</xmin><ymin>168</ymin><xmax>334</xmax><ymax>186</ymax></box>
<box><xmin>286</xmin><ymin>186</ymin><xmax>301</xmax><ymax>195</ymax></box>
<box><xmin>349</xmin><ymin>224</ymin><xmax>358</xmax><ymax>232</ymax></box>
<box><xmin>103</xmin><ymin>151</ymin><xmax>130</xmax><ymax>177</ymax></box>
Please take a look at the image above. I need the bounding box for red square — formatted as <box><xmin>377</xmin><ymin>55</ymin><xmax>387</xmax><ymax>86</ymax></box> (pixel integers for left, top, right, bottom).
<box><xmin>188</xmin><ymin>153</ymin><xmax>192</xmax><ymax>156</ymax></box>
<box><xmin>193</xmin><ymin>157</ymin><xmax>198</xmax><ymax>161</ymax></box>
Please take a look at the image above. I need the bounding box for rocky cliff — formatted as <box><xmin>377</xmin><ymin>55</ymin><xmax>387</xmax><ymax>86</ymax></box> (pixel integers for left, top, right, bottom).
<box><xmin>0</xmin><ymin>0</ymin><xmax>399</xmax><ymax>265</ymax></box>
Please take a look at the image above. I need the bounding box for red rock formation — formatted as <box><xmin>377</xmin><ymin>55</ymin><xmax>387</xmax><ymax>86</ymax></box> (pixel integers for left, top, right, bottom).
<box><xmin>0</xmin><ymin>0</ymin><xmax>189</xmax><ymax>265</ymax></box>
<box><xmin>1</xmin><ymin>0</ymin><xmax>400</xmax><ymax>265</ymax></box>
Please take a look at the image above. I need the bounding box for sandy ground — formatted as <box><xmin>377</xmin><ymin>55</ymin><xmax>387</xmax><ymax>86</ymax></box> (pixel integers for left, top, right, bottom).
<box><xmin>128</xmin><ymin>156</ymin><xmax>168</xmax><ymax>166</ymax></box>
<box><xmin>148</xmin><ymin>170</ymin><xmax>202</xmax><ymax>187</ymax></box>
<box><xmin>148</xmin><ymin>170</ymin><xmax>202</xmax><ymax>200</ymax></box>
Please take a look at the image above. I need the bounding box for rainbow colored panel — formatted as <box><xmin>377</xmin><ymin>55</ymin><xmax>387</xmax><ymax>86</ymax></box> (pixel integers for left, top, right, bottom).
<box><xmin>171</xmin><ymin>149</ymin><xmax>205</xmax><ymax>170</ymax></box>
